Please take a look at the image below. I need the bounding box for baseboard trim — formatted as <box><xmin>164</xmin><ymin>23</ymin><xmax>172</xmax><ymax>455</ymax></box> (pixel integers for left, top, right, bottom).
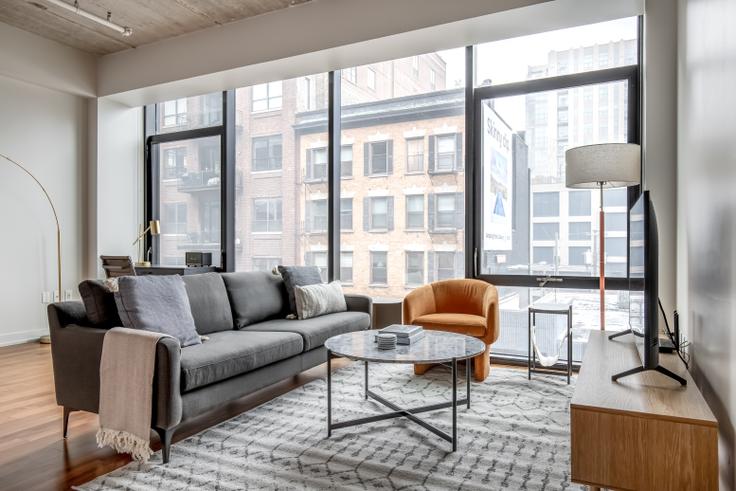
<box><xmin>0</xmin><ymin>329</ymin><xmax>47</xmax><ymax>347</ymax></box>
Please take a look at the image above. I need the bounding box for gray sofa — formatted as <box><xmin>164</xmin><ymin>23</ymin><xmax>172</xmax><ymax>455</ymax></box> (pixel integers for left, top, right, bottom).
<box><xmin>47</xmin><ymin>271</ymin><xmax>371</xmax><ymax>463</ymax></box>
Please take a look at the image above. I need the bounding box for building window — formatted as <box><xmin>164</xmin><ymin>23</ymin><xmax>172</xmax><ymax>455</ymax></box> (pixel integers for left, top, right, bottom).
<box><xmin>365</xmin><ymin>140</ymin><xmax>392</xmax><ymax>175</ymax></box>
<box><xmin>252</xmin><ymin>81</ymin><xmax>282</xmax><ymax>112</ymax></box>
<box><xmin>341</xmin><ymin>145</ymin><xmax>353</xmax><ymax>178</ymax></box>
<box><xmin>604</xmin><ymin>187</ymin><xmax>628</xmax><ymax>207</ymax></box>
<box><xmin>203</xmin><ymin>93</ymin><xmax>222</xmax><ymax>125</ymax></box>
<box><xmin>162</xmin><ymin>98</ymin><xmax>187</xmax><ymax>127</ymax></box>
<box><xmin>370</xmin><ymin>251</ymin><xmax>388</xmax><ymax>285</ymax></box>
<box><xmin>343</xmin><ymin>67</ymin><xmax>357</xmax><ymax>84</ymax></box>
<box><xmin>429</xmin><ymin>134</ymin><xmax>461</xmax><ymax>173</ymax></box>
<box><xmin>306</xmin><ymin>147</ymin><xmax>328</xmax><ymax>182</ymax></box>
<box><xmin>162</xmin><ymin>202</ymin><xmax>187</xmax><ymax>234</ymax></box>
<box><xmin>306</xmin><ymin>199</ymin><xmax>327</xmax><ymax>233</ymax></box>
<box><xmin>366</xmin><ymin>67</ymin><xmax>376</xmax><ymax>90</ymax></box>
<box><xmin>533</xmin><ymin>222</ymin><xmax>559</xmax><ymax>241</ymax></box>
<box><xmin>406</xmin><ymin>137</ymin><xmax>424</xmax><ymax>173</ymax></box>
<box><xmin>429</xmin><ymin>69</ymin><xmax>436</xmax><ymax>90</ymax></box>
<box><xmin>569</xmin><ymin>247</ymin><xmax>590</xmax><ymax>266</ymax></box>
<box><xmin>411</xmin><ymin>56</ymin><xmax>419</xmax><ymax>77</ymax></box>
<box><xmin>568</xmin><ymin>190</ymin><xmax>591</xmax><ymax>216</ymax></box>
<box><xmin>340</xmin><ymin>198</ymin><xmax>353</xmax><ymax>231</ymax></box>
<box><xmin>365</xmin><ymin>196</ymin><xmax>394</xmax><ymax>231</ymax></box>
<box><xmin>533</xmin><ymin>192</ymin><xmax>560</xmax><ymax>217</ymax></box>
<box><xmin>406</xmin><ymin>194</ymin><xmax>424</xmax><ymax>229</ymax></box>
<box><xmin>569</xmin><ymin>222</ymin><xmax>591</xmax><ymax>241</ymax></box>
<box><xmin>433</xmin><ymin>252</ymin><xmax>458</xmax><ymax>281</ymax></box>
<box><xmin>429</xmin><ymin>193</ymin><xmax>463</xmax><ymax>232</ymax></box>
<box><xmin>607</xmin><ymin>212</ymin><xmax>627</xmax><ymax>232</ymax></box>
<box><xmin>253</xmin><ymin>198</ymin><xmax>282</xmax><ymax>233</ymax></box>
<box><xmin>533</xmin><ymin>246</ymin><xmax>555</xmax><ymax>265</ymax></box>
<box><xmin>405</xmin><ymin>251</ymin><xmax>424</xmax><ymax>286</ymax></box>
<box><xmin>340</xmin><ymin>252</ymin><xmax>353</xmax><ymax>284</ymax></box>
<box><xmin>305</xmin><ymin>251</ymin><xmax>328</xmax><ymax>282</ymax></box>
<box><xmin>252</xmin><ymin>135</ymin><xmax>282</xmax><ymax>172</ymax></box>
<box><xmin>252</xmin><ymin>257</ymin><xmax>281</xmax><ymax>273</ymax></box>
<box><xmin>605</xmin><ymin>237</ymin><xmax>627</xmax><ymax>257</ymax></box>
<box><xmin>163</xmin><ymin>147</ymin><xmax>187</xmax><ymax>179</ymax></box>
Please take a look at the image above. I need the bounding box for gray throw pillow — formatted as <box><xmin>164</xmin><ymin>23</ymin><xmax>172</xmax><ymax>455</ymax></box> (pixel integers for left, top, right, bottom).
<box><xmin>78</xmin><ymin>279</ymin><xmax>122</xmax><ymax>328</ymax></box>
<box><xmin>114</xmin><ymin>275</ymin><xmax>201</xmax><ymax>347</ymax></box>
<box><xmin>294</xmin><ymin>281</ymin><xmax>347</xmax><ymax>320</ymax></box>
<box><xmin>277</xmin><ymin>265</ymin><xmax>323</xmax><ymax>315</ymax></box>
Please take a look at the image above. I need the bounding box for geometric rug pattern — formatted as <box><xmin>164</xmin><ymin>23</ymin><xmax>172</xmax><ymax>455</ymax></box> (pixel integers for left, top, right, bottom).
<box><xmin>79</xmin><ymin>363</ymin><xmax>582</xmax><ymax>490</ymax></box>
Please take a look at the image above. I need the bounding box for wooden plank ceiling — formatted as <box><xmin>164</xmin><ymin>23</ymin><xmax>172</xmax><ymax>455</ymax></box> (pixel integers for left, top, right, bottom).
<box><xmin>0</xmin><ymin>0</ymin><xmax>309</xmax><ymax>55</ymax></box>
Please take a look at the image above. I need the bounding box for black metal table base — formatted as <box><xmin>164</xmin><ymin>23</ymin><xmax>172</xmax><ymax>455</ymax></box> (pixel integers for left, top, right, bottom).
<box><xmin>326</xmin><ymin>352</ymin><xmax>470</xmax><ymax>452</ymax></box>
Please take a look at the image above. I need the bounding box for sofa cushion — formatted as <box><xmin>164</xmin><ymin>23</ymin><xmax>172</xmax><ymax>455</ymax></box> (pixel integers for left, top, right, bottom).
<box><xmin>221</xmin><ymin>272</ymin><xmax>288</xmax><ymax>328</ymax></box>
<box><xmin>78</xmin><ymin>279</ymin><xmax>121</xmax><ymax>328</ymax></box>
<box><xmin>277</xmin><ymin>265</ymin><xmax>323</xmax><ymax>315</ymax></box>
<box><xmin>180</xmin><ymin>330</ymin><xmax>303</xmax><ymax>392</ymax></box>
<box><xmin>412</xmin><ymin>313</ymin><xmax>487</xmax><ymax>337</ymax></box>
<box><xmin>182</xmin><ymin>273</ymin><xmax>234</xmax><ymax>334</ymax></box>
<box><xmin>114</xmin><ymin>275</ymin><xmax>201</xmax><ymax>347</ymax></box>
<box><xmin>242</xmin><ymin>311</ymin><xmax>370</xmax><ymax>351</ymax></box>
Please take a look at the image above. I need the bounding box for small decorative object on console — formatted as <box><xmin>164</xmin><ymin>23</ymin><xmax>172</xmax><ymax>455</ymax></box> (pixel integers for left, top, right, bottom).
<box><xmin>185</xmin><ymin>252</ymin><xmax>213</xmax><ymax>267</ymax></box>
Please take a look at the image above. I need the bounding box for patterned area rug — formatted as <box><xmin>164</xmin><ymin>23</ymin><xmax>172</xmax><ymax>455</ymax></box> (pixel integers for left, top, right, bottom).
<box><xmin>79</xmin><ymin>363</ymin><xmax>581</xmax><ymax>490</ymax></box>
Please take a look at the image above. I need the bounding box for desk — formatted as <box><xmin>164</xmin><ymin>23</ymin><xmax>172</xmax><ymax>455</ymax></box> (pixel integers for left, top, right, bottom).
<box><xmin>570</xmin><ymin>331</ymin><xmax>718</xmax><ymax>490</ymax></box>
<box><xmin>134</xmin><ymin>265</ymin><xmax>218</xmax><ymax>276</ymax></box>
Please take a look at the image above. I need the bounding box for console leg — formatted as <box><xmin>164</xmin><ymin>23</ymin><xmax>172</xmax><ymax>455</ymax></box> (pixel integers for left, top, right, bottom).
<box><xmin>154</xmin><ymin>427</ymin><xmax>174</xmax><ymax>464</ymax></box>
<box><xmin>608</xmin><ymin>329</ymin><xmax>632</xmax><ymax>341</ymax></box>
<box><xmin>62</xmin><ymin>407</ymin><xmax>73</xmax><ymax>438</ymax></box>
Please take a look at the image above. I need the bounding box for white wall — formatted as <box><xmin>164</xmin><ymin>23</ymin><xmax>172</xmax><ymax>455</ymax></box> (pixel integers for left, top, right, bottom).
<box><xmin>678</xmin><ymin>0</ymin><xmax>736</xmax><ymax>488</ymax></box>
<box><xmin>0</xmin><ymin>75</ymin><xmax>88</xmax><ymax>346</ymax></box>
<box><xmin>89</xmin><ymin>99</ymin><xmax>144</xmax><ymax>278</ymax></box>
<box><xmin>98</xmin><ymin>0</ymin><xmax>643</xmax><ymax>106</ymax></box>
<box><xmin>643</xmin><ymin>0</ymin><xmax>678</xmax><ymax>320</ymax></box>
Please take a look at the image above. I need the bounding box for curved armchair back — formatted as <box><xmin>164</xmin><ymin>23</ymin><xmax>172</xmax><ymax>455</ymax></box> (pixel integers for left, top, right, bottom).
<box><xmin>431</xmin><ymin>279</ymin><xmax>489</xmax><ymax>316</ymax></box>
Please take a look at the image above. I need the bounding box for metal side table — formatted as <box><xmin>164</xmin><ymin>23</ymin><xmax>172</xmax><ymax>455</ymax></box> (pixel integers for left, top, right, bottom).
<box><xmin>528</xmin><ymin>303</ymin><xmax>573</xmax><ymax>384</ymax></box>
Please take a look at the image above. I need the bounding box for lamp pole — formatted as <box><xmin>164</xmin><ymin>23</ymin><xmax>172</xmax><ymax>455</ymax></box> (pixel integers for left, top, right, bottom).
<box><xmin>598</xmin><ymin>181</ymin><xmax>605</xmax><ymax>331</ymax></box>
<box><xmin>1</xmin><ymin>153</ymin><xmax>61</xmax><ymax>344</ymax></box>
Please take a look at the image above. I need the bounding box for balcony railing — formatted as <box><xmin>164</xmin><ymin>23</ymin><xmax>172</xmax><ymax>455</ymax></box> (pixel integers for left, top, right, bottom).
<box><xmin>178</xmin><ymin>170</ymin><xmax>242</xmax><ymax>192</ymax></box>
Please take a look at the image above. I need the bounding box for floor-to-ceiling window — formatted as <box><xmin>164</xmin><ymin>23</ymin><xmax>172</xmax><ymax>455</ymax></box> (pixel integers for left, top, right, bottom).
<box><xmin>144</xmin><ymin>17</ymin><xmax>640</xmax><ymax>364</ymax></box>
<box><xmin>474</xmin><ymin>17</ymin><xmax>639</xmax><ymax>362</ymax></box>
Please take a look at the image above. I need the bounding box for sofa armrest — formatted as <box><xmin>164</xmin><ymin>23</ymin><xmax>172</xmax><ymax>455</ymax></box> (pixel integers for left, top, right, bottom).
<box><xmin>482</xmin><ymin>285</ymin><xmax>500</xmax><ymax>344</ymax></box>
<box><xmin>48</xmin><ymin>322</ymin><xmax>107</xmax><ymax>413</ymax></box>
<box><xmin>344</xmin><ymin>294</ymin><xmax>372</xmax><ymax>316</ymax></box>
<box><xmin>48</xmin><ymin>301</ymin><xmax>89</xmax><ymax>329</ymax></box>
<box><xmin>152</xmin><ymin>337</ymin><xmax>183</xmax><ymax>430</ymax></box>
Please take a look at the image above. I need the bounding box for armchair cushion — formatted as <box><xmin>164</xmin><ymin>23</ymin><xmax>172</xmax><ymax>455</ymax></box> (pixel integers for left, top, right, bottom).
<box><xmin>412</xmin><ymin>313</ymin><xmax>487</xmax><ymax>337</ymax></box>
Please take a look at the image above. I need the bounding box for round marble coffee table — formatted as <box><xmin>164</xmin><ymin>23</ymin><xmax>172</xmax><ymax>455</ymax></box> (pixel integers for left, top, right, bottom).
<box><xmin>324</xmin><ymin>330</ymin><xmax>485</xmax><ymax>452</ymax></box>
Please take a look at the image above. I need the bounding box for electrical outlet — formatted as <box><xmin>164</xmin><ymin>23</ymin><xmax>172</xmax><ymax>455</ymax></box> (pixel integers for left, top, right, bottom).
<box><xmin>64</xmin><ymin>289</ymin><xmax>74</xmax><ymax>301</ymax></box>
<box><xmin>53</xmin><ymin>290</ymin><xmax>60</xmax><ymax>302</ymax></box>
<box><xmin>41</xmin><ymin>291</ymin><xmax>51</xmax><ymax>303</ymax></box>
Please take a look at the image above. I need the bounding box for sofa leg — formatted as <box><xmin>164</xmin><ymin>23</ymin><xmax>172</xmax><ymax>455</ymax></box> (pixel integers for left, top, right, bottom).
<box><xmin>414</xmin><ymin>363</ymin><xmax>433</xmax><ymax>375</ymax></box>
<box><xmin>154</xmin><ymin>427</ymin><xmax>174</xmax><ymax>464</ymax></box>
<box><xmin>473</xmin><ymin>345</ymin><xmax>491</xmax><ymax>382</ymax></box>
<box><xmin>62</xmin><ymin>406</ymin><xmax>73</xmax><ymax>438</ymax></box>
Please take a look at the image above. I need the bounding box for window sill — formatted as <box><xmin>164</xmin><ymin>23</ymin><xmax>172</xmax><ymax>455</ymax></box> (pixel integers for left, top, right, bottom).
<box><xmin>368</xmin><ymin>229</ymin><xmax>390</xmax><ymax>233</ymax></box>
<box><xmin>405</xmin><ymin>171</ymin><xmax>425</xmax><ymax>176</ymax></box>
<box><xmin>405</xmin><ymin>227</ymin><xmax>425</xmax><ymax>232</ymax></box>
<box><xmin>305</xmin><ymin>231</ymin><xmax>327</xmax><ymax>236</ymax></box>
<box><xmin>428</xmin><ymin>170</ymin><xmax>460</xmax><ymax>176</ymax></box>
<box><xmin>251</xmin><ymin>109</ymin><xmax>282</xmax><ymax>116</ymax></box>
<box><xmin>252</xmin><ymin>231</ymin><xmax>283</xmax><ymax>236</ymax></box>
<box><xmin>304</xmin><ymin>179</ymin><xmax>328</xmax><ymax>184</ymax></box>
<box><xmin>367</xmin><ymin>173</ymin><xmax>390</xmax><ymax>178</ymax></box>
<box><xmin>252</xmin><ymin>170</ymin><xmax>282</xmax><ymax>177</ymax></box>
<box><xmin>369</xmin><ymin>284</ymin><xmax>389</xmax><ymax>288</ymax></box>
<box><xmin>429</xmin><ymin>228</ymin><xmax>458</xmax><ymax>234</ymax></box>
<box><xmin>340</xmin><ymin>175</ymin><xmax>354</xmax><ymax>180</ymax></box>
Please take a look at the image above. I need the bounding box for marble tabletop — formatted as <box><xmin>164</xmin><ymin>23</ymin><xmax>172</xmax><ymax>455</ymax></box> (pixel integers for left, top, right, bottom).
<box><xmin>324</xmin><ymin>330</ymin><xmax>485</xmax><ymax>364</ymax></box>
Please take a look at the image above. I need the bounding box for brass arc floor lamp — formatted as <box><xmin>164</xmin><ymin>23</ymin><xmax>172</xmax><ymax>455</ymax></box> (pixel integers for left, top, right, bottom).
<box><xmin>565</xmin><ymin>143</ymin><xmax>641</xmax><ymax>331</ymax></box>
<box><xmin>1</xmin><ymin>153</ymin><xmax>61</xmax><ymax>344</ymax></box>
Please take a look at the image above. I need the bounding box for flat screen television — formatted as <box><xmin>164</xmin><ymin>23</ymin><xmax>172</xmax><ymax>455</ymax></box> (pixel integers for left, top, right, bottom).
<box><xmin>610</xmin><ymin>190</ymin><xmax>685</xmax><ymax>385</ymax></box>
<box><xmin>628</xmin><ymin>190</ymin><xmax>658</xmax><ymax>368</ymax></box>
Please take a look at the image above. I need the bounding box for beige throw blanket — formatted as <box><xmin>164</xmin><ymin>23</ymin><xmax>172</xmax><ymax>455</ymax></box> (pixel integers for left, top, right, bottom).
<box><xmin>97</xmin><ymin>327</ymin><xmax>170</xmax><ymax>463</ymax></box>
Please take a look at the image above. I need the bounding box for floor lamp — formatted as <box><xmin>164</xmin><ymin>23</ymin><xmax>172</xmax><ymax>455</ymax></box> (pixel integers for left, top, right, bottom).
<box><xmin>1</xmin><ymin>153</ymin><xmax>61</xmax><ymax>344</ymax></box>
<box><xmin>565</xmin><ymin>143</ymin><xmax>640</xmax><ymax>331</ymax></box>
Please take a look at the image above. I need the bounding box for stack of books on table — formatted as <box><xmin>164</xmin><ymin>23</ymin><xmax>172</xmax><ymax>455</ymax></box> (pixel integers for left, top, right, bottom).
<box><xmin>377</xmin><ymin>324</ymin><xmax>425</xmax><ymax>345</ymax></box>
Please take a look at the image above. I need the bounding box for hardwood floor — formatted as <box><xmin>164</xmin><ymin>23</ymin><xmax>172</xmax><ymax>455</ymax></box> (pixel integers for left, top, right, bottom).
<box><xmin>0</xmin><ymin>342</ymin><xmax>351</xmax><ymax>491</ymax></box>
<box><xmin>0</xmin><ymin>341</ymin><xmax>512</xmax><ymax>490</ymax></box>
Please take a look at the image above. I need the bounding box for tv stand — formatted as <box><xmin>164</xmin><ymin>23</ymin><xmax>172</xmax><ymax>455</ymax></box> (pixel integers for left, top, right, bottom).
<box><xmin>607</xmin><ymin>329</ymin><xmax>687</xmax><ymax>385</ymax></box>
<box><xmin>570</xmin><ymin>331</ymin><xmax>718</xmax><ymax>490</ymax></box>
<box><xmin>611</xmin><ymin>364</ymin><xmax>687</xmax><ymax>385</ymax></box>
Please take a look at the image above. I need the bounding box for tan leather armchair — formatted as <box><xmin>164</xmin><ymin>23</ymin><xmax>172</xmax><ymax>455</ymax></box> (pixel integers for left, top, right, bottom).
<box><xmin>403</xmin><ymin>279</ymin><xmax>500</xmax><ymax>382</ymax></box>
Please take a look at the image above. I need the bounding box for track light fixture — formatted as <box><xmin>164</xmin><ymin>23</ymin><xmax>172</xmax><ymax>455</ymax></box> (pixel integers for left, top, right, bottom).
<box><xmin>44</xmin><ymin>0</ymin><xmax>132</xmax><ymax>37</ymax></box>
